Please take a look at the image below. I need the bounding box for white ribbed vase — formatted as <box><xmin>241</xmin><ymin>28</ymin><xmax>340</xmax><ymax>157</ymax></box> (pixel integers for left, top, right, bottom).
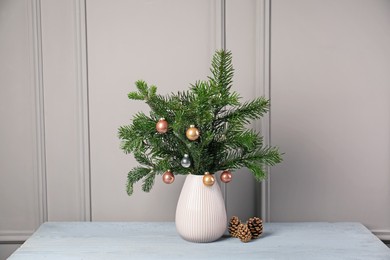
<box><xmin>175</xmin><ymin>174</ymin><xmax>227</xmax><ymax>243</ymax></box>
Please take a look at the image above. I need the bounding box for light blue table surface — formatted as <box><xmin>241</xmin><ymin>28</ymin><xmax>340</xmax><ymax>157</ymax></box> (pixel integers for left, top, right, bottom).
<box><xmin>9</xmin><ymin>222</ymin><xmax>390</xmax><ymax>259</ymax></box>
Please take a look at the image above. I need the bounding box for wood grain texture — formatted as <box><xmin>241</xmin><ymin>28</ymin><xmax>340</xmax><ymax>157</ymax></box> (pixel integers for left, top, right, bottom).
<box><xmin>9</xmin><ymin>222</ymin><xmax>390</xmax><ymax>259</ymax></box>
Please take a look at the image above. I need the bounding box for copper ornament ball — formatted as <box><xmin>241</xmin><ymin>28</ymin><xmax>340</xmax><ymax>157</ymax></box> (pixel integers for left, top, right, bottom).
<box><xmin>202</xmin><ymin>172</ymin><xmax>215</xmax><ymax>186</ymax></box>
<box><xmin>156</xmin><ymin>118</ymin><xmax>168</xmax><ymax>134</ymax></box>
<box><xmin>220</xmin><ymin>170</ymin><xmax>232</xmax><ymax>183</ymax></box>
<box><xmin>186</xmin><ymin>125</ymin><xmax>200</xmax><ymax>141</ymax></box>
<box><xmin>162</xmin><ymin>170</ymin><xmax>175</xmax><ymax>184</ymax></box>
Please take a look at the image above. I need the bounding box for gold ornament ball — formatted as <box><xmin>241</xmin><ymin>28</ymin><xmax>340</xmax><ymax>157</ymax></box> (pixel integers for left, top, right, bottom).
<box><xmin>220</xmin><ymin>170</ymin><xmax>232</xmax><ymax>183</ymax></box>
<box><xmin>202</xmin><ymin>172</ymin><xmax>215</xmax><ymax>186</ymax></box>
<box><xmin>156</xmin><ymin>118</ymin><xmax>168</xmax><ymax>134</ymax></box>
<box><xmin>186</xmin><ymin>125</ymin><xmax>200</xmax><ymax>141</ymax></box>
<box><xmin>162</xmin><ymin>170</ymin><xmax>175</xmax><ymax>184</ymax></box>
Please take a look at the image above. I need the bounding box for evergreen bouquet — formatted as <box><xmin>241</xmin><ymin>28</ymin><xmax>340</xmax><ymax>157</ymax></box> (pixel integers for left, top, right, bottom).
<box><xmin>118</xmin><ymin>50</ymin><xmax>282</xmax><ymax>195</ymax></box>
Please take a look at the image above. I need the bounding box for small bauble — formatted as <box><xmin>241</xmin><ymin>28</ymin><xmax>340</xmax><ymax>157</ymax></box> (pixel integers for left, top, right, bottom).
<box><xmin>220</xmin><ymin>170</ymin><xmax>232</xmax><ymax>183</ymax></box>
<box><xmin>156</xmin><ymin>118</ymin><xmax>168</xmax><ymax>134</ymax></box>
<box><xmin>202</xmin><ymin>172</ymin><xmax>215</xmax><ymax>186</ymax></box>
<box><xmin>181</xmin><ymin>154</ymin><xmax>191</xmax><ymax>168</ymax></box>
<box><xmin>162</xmin><ymin>170</ymin><xmax>174</xmax><ymax>184</ymax></box>
<box><xmin>186</xmin><ymin>125</ymin><xmax>200</xmax><ymax>141</ymax></box>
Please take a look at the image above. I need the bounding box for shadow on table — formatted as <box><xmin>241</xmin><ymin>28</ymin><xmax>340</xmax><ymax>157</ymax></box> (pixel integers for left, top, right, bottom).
<box><xmin>214</xmin><ymin>231</ymin><xmax>272</xmax><ymax>243</ymax></box>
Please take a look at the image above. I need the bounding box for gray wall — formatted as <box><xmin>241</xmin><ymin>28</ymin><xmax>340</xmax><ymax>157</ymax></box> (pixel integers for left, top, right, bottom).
<box><xmin>270</xmin><ymin>0</ymin><xmax>390</xmax><ymax>238</ymax></box>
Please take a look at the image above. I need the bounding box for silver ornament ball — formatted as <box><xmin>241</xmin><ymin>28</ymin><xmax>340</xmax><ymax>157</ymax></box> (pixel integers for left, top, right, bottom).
<box><xmin>181</xmin><ymin>154</ymin><xmax>191</xmax><ymax>168</ymax></box>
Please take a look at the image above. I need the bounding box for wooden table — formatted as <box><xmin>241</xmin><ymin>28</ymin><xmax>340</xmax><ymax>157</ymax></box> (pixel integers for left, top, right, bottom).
<box><xmin>9</xmin><ymin>222</ymin><xmax>390</xmax><ymax>259</ymax></box>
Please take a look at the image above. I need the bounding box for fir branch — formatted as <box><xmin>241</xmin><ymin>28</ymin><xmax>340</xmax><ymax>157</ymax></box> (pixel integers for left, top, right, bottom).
<box><xmin>142</xmin><ymin>171</ymin><xmax>156</xmax><ymax>192</ymax></box>
<box><xmin>209</xmin><ymin>50</ymin><xmax>234</xmax><ymax>92</ymax></box>
<box><xmin>224</xmin><ymin>130</ymin><xmax>263</xmax><ymax>152</ymax></box>
<box><xmin>219</xmin><ymin>146</ymin><xmax>283</xmax><ymax>180</ymax></box>
<box><xmin>256</xmin><ymin>147</ymin><xmax>284</xmax><ymax>166</ymax></box>
<box><xmin>153</xmin><ymin>158</ymin><xmax>171</xmax><ymax>172</ymax></box>
<box><xmin>120</xmin><ymin>49</ymin><xmax>283</xmax><ymax>195</ymax></box>
<box><xmin>126</xmin><ymin>166</ymin><xmax>152</xmax><ymax>196</ymax></box>
<box><xmin>135</xmin><ymin>80</ymin><xmax>149</xmax><ymax>95</ymax></box>
<box><xmin>147</xmin><ymin>94</ymin><xmax>171</xmax><ymax>118</ymax></box>
<box><xmin>245</xmin><ymin>162</ymin><xmax>267</xmax><ymax>181</ymax></box>
<box><xmin>218</xmin><ymin>97</ymin><xmax>270</xmax><ymax>125</ymax></box>
<box><xmin>127</xmin><ymin>92</ymin><xmax>144</xmax><ymax>100</ymax></box>
<box><xmin>133</xmin><ymin>150</ymin><xmax>152</xmax><ymax>167</ymax></box>
<box><xmin>127</xmin><ymin>80</ymin><xmax>149</xmax><ymax>100</ymax></box>
<box><xmin>119</xmin><ymin>129</ymin><xmax>143</xmax><ymax>154</ymax></box>
<box><xmin>118</xmin><ymin>112</ymin><xmax>155</xmax><ymax>154</ymax></box>
<box><xmin>149</xmin><ymin>85</ymin><xmax>157</xmax><ymax>97</ymax></box>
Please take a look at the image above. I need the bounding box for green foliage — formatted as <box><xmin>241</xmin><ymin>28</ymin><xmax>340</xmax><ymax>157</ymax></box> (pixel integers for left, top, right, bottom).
<box><xmin>119</xmin><ymin>50</ymin><xmax>282</xmax><ymax>195</ymax></box>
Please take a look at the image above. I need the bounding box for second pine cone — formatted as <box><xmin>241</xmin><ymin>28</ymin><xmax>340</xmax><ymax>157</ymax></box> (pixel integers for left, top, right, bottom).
<box><xmin>237</xmin><ymin>223</ymin><xmax>252</xmax><ymax>243</ymax></box>
<box><xmin>247</xmin><ymin>217</ymin><xmax>263</xmax><ymax>239</ymax></box>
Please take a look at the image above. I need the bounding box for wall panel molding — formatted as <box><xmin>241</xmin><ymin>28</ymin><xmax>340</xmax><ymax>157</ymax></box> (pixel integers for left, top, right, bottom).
<box><xmin>0</xmin><ymin>0</ymin><xmax>47</xmax><ymax>243</ymax></box>
<box><xmin>73</xmin><ymin>0</ymin><xmax>91</xmax><ymax>221</ymax></box>
<box><xmin>30</xmin><ymin>0</ymin><xmax>48</xmax><ymax>228</ymax></box>
<box><xmin>224</xmin><ymin>0</ymin><xmax>269</xmax><ymax>221</ymax></box>
<box><xmin>255</xmin><ymin>0</ymin><xmax>271</xmax><ymax>222</ymax></box>
<box><xmin>223</xmin><ymin>0</ymin><xmax>271</xmax><ymax>221</ymax></box>
<box><xmin>40</xmin><ymin>0</ymin><xmax>91</xmax><ymax>221</ymax></box>
<box><xmin>372</xmin><ymin>230</ymin><xmax>390</xmax><ymax>241</ymax></box>
<box><xmin>212</xmin><ymin>0</ymin><xmax>221</xmax><ymax>53</ymax></box>
<box><xmin>0</xmin><ymin>230</ymin><xmax>35</xmax><ymax>243</ymax></box>
<box><xmin>218</xmin><ymin>0</ymin><xmax>228</xmax><ymax>214</ymax></box>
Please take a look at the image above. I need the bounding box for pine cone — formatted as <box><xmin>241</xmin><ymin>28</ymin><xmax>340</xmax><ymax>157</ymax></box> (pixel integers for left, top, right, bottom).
<box><xmin>228</xmin><ymin>216</ymin><xmax>241</xmax><ymax>238</ymax></box>
<box><xmin>247</xmin><ymin>217</ymin><xmax>263</xmax><ymax>239</ymax></box>
<box><xmin>237</xmin><ymin>223</ymin><xmax>252</xmax><ymax>243</ymax></box>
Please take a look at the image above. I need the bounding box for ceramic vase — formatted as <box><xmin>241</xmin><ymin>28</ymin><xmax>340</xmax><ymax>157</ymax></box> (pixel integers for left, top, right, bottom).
<box><xmin>175</xmin><ymin>174</ymin><xmax>227</xmax><ymax>243</ymax></box>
